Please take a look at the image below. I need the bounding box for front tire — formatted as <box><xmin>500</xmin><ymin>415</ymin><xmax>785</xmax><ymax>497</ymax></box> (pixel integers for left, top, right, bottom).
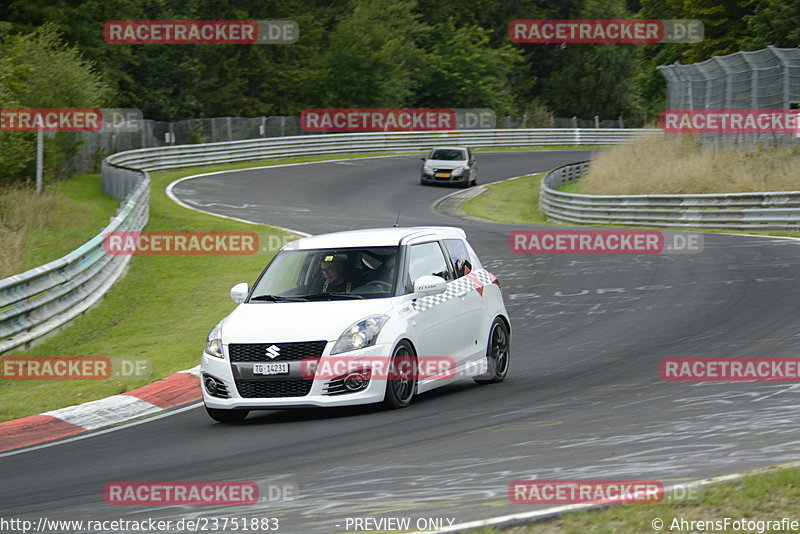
<box><xmin>382</xmin><ymin>340</ymin><xmax>416</xmax><ymax>409</ymax></box>
<box><xmin>474</xmin><ymin>318</ymin><xmax>510</xmax><ymax>384</ymax></box>
<box><xmin>205</xmin><ymin>405</ymin><xmax>249</xmax><ymax>423</ymax></box>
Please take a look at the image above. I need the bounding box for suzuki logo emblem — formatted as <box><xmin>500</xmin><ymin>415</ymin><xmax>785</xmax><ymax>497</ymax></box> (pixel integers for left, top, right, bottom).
<box><xmin>265</xmin><ymin>344</ymin><xmax>281</xmax><ymax>359</ymax></box>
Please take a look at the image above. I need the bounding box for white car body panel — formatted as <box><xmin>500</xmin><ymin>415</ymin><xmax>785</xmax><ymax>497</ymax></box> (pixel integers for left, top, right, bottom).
<box><xmin>201</xmin><ymin>226</ymin><xmax>509</xmax><ymax>411</ymax></box>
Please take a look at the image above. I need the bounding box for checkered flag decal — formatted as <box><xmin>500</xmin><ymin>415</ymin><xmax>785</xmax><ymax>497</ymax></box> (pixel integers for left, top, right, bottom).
<box><xmin>412</xmin><ymin>269</ymin><xmax>498</xmax><ymax>312</ymax></box>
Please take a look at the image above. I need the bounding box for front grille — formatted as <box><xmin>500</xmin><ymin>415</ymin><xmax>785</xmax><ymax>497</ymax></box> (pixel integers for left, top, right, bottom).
<box><xmin>234</xmin><ymin>379</ymin><xmax>313</xmax><ymax>398</ymax></box>
<box><xmin>228</xmin><ymin>341</ymin><xmax>327</xmax><ymax>362</ymax></box>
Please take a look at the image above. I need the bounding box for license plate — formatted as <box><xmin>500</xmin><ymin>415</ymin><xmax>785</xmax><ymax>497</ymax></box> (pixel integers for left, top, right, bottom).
<box><xmin>435</xmin><ymin>173</ymin><xmax>451</xmax><ymax>178</ymax></box>
<box><xmin>253</xmin><ymin>362</ymin><xmax>289</xmax><ymax>375</ymax></box>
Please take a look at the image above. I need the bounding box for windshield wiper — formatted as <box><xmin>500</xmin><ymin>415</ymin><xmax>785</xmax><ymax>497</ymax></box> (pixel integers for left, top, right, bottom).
<box><xmin>299</xmin><ymin>292</ymin><xmax>364</xmax><ymax>300</ymax></box>
<box><xmin>249</xmin><ymin>294</ymin><xmax>306</xmax><ymax>302</ymax></box>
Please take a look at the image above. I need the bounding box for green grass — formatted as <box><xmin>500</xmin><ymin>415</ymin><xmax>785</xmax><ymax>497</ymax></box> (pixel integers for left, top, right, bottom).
<box><xmin>557</xmin><ymin>180</ymin><xmax>583</xmax><ymax>194</ymax></box>
<box><xmin>28</xmin><ymin>174</ymin><xmax>122</xmax><ymax>267</ymax></box>
<box><xmin>461</xmin><ymin>174</ymin><xmax>547</xmax><ymax>224</ymax></box>
<box><xmin>0</xmin><ymin>167</ymin><xmax>293</xmax><ymax>422</ymax></box>
<box><xmin>0</xmin><ymin>175</ymin><xmax>120</xmax><ymax>278</ymax></box>
<box><xmin>484</xmin><ymin>466</ymin><xmax>800</xmax><ymax>534</ymax></box>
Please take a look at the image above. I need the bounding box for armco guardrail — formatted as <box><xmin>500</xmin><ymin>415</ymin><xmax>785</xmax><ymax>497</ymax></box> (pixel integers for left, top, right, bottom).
<box><xmin>0</xmin><ymin>128</ymin><xmax>655</xmax><ymax>353</ymax></box>
<box><xmin>105</xmin><ymin>128</ymin><xmax>661</xmax><ymax>183</ymax></box>
<box><xmin>0</xmin><ymin>166</ymin><xmax>149</xmax><ymax>354</ymax></box>
<box><xmin>541</xmin><ymin>161</ymin><xmax>800</xmax><ymax>230</ymax></box>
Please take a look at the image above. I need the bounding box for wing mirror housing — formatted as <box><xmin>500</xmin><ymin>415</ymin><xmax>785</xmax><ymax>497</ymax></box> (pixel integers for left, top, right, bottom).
<box><xmin>230</xmin><ymin>282</ymin><xmax>249</xmax><ymax>304</ymax></box>
<box><xmin>413</xmin><ymin>275</ymin><xmax>447</xmax><ymax>297</ymax></box>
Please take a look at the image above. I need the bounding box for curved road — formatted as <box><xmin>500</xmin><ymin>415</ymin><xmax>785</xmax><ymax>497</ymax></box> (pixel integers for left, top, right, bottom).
<box><xmin>3</xmin><ymin>151</ymin><xmax>800</xmax><ymax>533</ymax></box>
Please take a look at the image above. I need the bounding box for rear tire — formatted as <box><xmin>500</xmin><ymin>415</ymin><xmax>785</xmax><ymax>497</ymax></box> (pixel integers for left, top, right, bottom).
<box><xmin>382</xmin><ymin>340</ymin><xmax>416</xmax><ymax>409</ymax></box>
<box><xmin>474</xmin><ymin>318</ymin><xmax>510</xmax><ymax>384</ymax></box>
<box><xmin>205</xmin><ymin>405</ymin><xmax>249</xmax><ymax>423</ymax></box>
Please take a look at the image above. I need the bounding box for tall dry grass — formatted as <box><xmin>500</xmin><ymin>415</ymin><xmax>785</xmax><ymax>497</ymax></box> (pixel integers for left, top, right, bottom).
<box><xmin>582</xmin><ymin>135</ymin><xmax>800</xmax><ymax>195</ymax></box>
<box><xmin>0</xmin><ymin>188</ymin><xmax>64</xmax><ymax>278</ymax></box>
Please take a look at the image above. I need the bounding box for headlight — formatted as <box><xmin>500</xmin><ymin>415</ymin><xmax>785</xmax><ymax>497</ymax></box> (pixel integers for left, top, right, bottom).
<box><xmin>331</xmin><ymin>315</ymin><xmax>389</xmax><ymax>355</ymax></box>
<box><xmin>205</xmin><ymin>321</ymin><xmax>224</xmax><ymax>358</ymax></box>
<box><xmin>423</xmin><ymin>164</ymin><xmax>434</xmax><ymax>174</ymax></box>
<box><xmin>452</xmin><ymin>166</ymin><xmax>465</xmax><ymax>175</ymax></box>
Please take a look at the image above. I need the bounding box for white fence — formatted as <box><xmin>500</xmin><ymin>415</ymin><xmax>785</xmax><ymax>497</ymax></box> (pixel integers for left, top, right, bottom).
<box><xmin>541</xmin><ymin>161</ymin><xmax>800</xmax><ymax>230</ymax></box>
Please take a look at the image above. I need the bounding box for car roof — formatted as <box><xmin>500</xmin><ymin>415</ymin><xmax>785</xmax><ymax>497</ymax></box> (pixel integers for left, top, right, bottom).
<box><xmin>283</xmin><ymin>227</ymin><xmax>467</xmax><ymax>250</ymax></box>
<box><xmin>428</xmin><ymin>146</ymin><xmax>468</xmax><ymax>152</ymax></box>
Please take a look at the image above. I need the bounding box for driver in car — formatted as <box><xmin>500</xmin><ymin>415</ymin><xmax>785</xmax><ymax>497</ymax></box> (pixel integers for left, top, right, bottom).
<box><xmin>319</xmin><ymin>255</ymin><xmax>355</xmax><ymax>293</ymax></box>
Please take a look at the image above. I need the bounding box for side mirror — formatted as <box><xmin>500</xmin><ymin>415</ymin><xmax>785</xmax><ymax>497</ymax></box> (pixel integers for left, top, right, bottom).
<box><xmin>413</xmin><ymin>275</ymin><xmax>447</xmax><ymax>297</ymax></box>
<box><xmin>420</xmin><ymin>157</ymin><xmax>426</xmax><ymax>161</ymax></box>
<box><xmin>230</xmin><ymin>282</ymin><xmax>249</xmax><ymax>304</ymax></box>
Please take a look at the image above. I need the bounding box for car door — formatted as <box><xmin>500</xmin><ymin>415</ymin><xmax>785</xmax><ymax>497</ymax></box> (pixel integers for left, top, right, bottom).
<box><xmin>443</xmin><ymin>238</ymin><xmax>484</xmax><ymax>366</ymax></box>
<box><xmin>404</xmin><ymin>240</ymin><xmax>468</xmax><ymax>374</ymax></box>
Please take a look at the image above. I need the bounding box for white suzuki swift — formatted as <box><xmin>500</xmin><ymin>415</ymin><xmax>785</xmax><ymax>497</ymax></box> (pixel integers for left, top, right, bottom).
<box><xmin>201</xmin><ymin>226</ymin><xmax>510</xmax><ymax>422</ymax></box>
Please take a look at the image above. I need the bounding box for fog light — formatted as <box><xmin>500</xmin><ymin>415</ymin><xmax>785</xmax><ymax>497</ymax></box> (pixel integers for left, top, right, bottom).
<box><xmin>344</xmin><ymin>372</ymin><xmax>368</xmax><ymax>391</ymax></box>
<box><xmin>204</xmin><ymin>376</ymin><xmax>218</xmax><ymax>395</ymax></box>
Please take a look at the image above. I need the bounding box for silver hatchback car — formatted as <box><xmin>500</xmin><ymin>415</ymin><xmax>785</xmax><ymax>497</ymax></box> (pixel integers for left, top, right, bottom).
<box><xmin>420</xmin><ymin>146</ymin><xmax>477</xmax><ymax>187</ymax></box>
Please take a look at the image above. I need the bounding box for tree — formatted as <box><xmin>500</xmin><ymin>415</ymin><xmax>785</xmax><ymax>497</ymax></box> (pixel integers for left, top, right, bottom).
<box><xmin>746</xmin><ymin>0</ymin><xmax>800</xmax><ymax>48</ymax></box>
<box><xmin>0</xmin><ymin>25</ymin><xmax>111</xmax><ymax>185</ymax></box>
<box><xmin>304</xmin><ymin>0</ymin><xmax>427</xmax><ymax>107</ymax></box>
<box><xmin>636</xmin><ymin>0</ymin><xmax>760</xmax><ymax>115</ymax></box>
<box><xmin>414</xmin><ymin>20</ymin><xmax>523</xmax><ymax>117</ymax></box>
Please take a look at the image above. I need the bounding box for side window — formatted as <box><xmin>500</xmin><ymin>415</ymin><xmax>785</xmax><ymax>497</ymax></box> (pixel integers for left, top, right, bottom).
<box><xmin>444</xmin><ymin>239</ymin><xmax>474</xmax><ymax>279</ymax></box>
<box><xmin>408</xmin><ymin>242</ymin><xmax>452</xmax><ymax>283</ymax></box>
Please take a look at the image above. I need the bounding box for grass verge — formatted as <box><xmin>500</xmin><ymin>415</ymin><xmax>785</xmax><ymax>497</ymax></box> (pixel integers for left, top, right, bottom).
<box><xmin>480</xmin><ymin>466</ymin><xmax>800</xmax><ymax>534</ymax></box>
<box><xmin>461</xmin><ymin>174</ymin><xmax>547</xmax><ymax>224</ymax></box>
<box><xmin>0</xmin><ymin>175</ymin><xmax>120</xmax><ymax>279</ymax></box>
<box><xmin>583</xmin><ymin>135</ymin><xmax>800</xmax><ymax>195</ymax></box>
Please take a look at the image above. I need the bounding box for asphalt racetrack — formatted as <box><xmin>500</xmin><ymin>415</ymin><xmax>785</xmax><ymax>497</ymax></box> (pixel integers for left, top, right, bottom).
<box><xmin>2</xmin><ymin>150</ymin><xmax>800</xmax><ymax>533</ymax></box>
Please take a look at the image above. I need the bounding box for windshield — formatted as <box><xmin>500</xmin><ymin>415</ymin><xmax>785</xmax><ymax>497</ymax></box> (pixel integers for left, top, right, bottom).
<box><xmin>250</xmin><ymin>246</ymin><xmax>400</xmax><ymax>301</ymax></box>
<box><xmin>428</xmin><ymin>149</ymin><xmax>467</xmax><ymax>161</ymax></box>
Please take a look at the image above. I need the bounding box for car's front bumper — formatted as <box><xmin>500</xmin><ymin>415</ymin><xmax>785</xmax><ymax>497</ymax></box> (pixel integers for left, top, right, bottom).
<box><xmin>421</xmin><ymin>171</ymin><xmax>469</xmax><ymax>185</ymax></box>
<box><xmin>201</xmin><ymin>342</ymin><xmax>395</xmax><ymax>409</ymax></box>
